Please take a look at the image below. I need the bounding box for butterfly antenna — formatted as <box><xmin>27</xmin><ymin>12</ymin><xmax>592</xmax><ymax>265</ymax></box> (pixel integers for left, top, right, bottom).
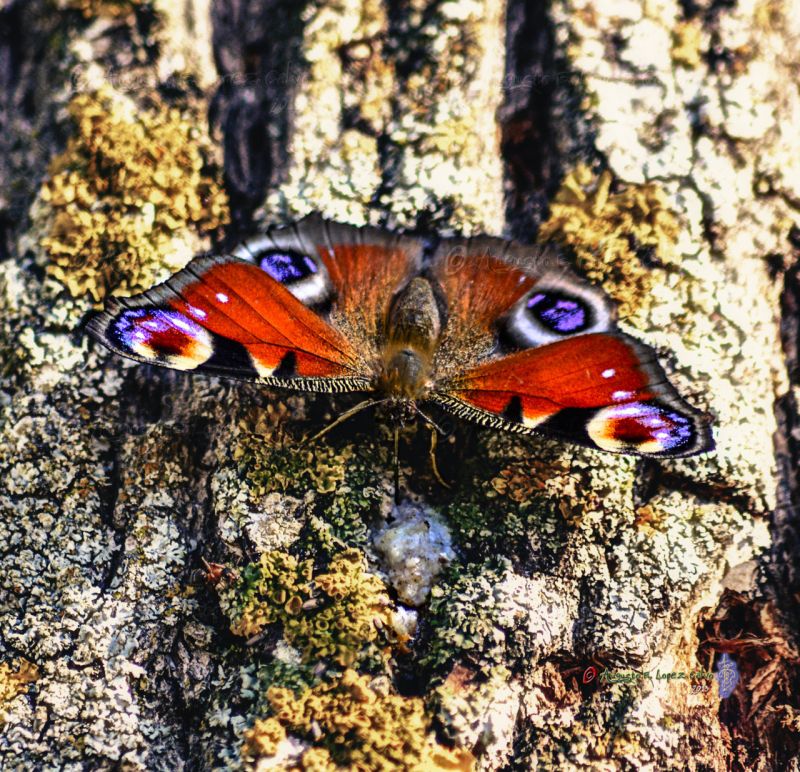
<box><xmin>301</xmin><ymin>398</ymin><xmax>388</xmax><ymax>447</ymax></box>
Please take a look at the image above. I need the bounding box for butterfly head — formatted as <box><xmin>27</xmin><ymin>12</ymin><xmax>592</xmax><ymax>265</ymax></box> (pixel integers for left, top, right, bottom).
<box><xmin>378</xmin><ymin>394</ymin><xmax>421</xmax><ymax>430</ymax></box>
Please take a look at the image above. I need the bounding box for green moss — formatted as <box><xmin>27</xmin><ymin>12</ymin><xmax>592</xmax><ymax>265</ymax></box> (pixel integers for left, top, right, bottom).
<box><xmin>440</xmin><ymin>451</ymin><xmax>565</xmax><ymax>566</ymax></box>
<box><xmin>237</xmin><ymin>431</ymin><xmax>389</xmax><ymax>552</ymax></box>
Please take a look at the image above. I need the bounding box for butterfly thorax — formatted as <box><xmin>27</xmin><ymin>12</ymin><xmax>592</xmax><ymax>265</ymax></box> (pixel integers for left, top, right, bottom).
<box><xmin>377</xmin><ymin>277</ymin><xmax>442</xmax><ymax>400</ymax></box>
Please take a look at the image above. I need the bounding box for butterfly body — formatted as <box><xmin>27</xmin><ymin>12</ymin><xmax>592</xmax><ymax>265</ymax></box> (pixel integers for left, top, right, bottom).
<box><xmin>378</xmin><ymin>276</ymin><xmax>442</xmax><ymax>402</ymax></box>
<box><xmin>88</xmin><ymin>215</ymin><xmax>714</xmax><ymax>459</ymax></box>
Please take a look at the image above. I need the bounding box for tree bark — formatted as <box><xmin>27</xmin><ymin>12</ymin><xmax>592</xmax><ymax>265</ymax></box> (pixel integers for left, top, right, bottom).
<box><xmin>1</xmin><ymin>0</ymin><xmax>798</xmax><ymax>769</ymax></box>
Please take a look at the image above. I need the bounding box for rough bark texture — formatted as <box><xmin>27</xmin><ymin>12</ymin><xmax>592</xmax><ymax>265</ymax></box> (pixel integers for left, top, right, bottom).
<box><xmin>1</xmin><ymin>0</ymin><xmax>799</xmax><ymax>769</ymax></box>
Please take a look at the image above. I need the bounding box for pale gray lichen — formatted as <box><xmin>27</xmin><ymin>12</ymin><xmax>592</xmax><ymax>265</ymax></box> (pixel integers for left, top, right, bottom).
<box><xmin>432</xmin><ymin>667</ymin><xmax>522</xmax><ymax>766</ymax></box>
<box><xmin>373</xmin><ymin>501</ymin><xmax>456</xmax><ymax>606</ymax></box>
<box><xmin>263</xmin><ymin>0</ymin><xmax>507</xmax><ymax>234</ymax></box>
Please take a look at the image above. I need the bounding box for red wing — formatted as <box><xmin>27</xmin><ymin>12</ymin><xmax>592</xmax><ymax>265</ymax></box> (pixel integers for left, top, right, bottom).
<box><xmin>430</xmin><ymin>239</ymin><xmax>537</xmax><ymax>381</ymax></box>
<box><xmin>88</xmin><ymin>254</ymin><xmax>372</xmax><ymax>392</ymax></box>
<box><xmin>428</xmin><ymin>236</ymin><xmax>616</xmax><ymax>382</ymax></box>
<box><xmin>433</xmin><ymin>332</ymin><xmax>713</xmax><ymax>457</ymax></box>
<box><xmin>432</xmin><ymin>241</ymin><xmax>537</xmax><ymax>331</ymax></box>
<box><xmin>90</xmin><ymin>215</ymin><xmax>427</xmax><ymax>391</ymax></box>
<box><xmin>237</xmin><ymin>216</ymin><xmax>426</xmax><ymax>353</ymax></box>
<box><xmin>322</xmin><ymin>242</ymin><xmax>420</xmax><ymax>339</ymax></box>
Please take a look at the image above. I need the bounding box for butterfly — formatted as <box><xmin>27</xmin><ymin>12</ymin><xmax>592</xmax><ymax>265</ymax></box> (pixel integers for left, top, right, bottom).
<box><xmin>87</xmin><ymin>214</ymin><xmax>714</xmax><ymax>467</ymax></box>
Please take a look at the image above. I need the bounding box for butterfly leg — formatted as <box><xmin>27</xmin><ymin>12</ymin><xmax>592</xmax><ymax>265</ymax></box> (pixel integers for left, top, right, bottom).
<box><xmin>412</xmin><ymin>405</ymin><xmax>452</xmax><ymax>489</ymax></box>
<box><xmin>426</xmin><ymin>422</ymin><xmax>452</xmax><ymax>490</ymax></box>
<box><xmin>393</xmin><ymin>425</ymin><xmax>401</xmax><ymax>504</ymax></box>
<box><xmin>300</xmin><ymin>397</ymin><xmax>387</xmax><ymax>447</ymax></box>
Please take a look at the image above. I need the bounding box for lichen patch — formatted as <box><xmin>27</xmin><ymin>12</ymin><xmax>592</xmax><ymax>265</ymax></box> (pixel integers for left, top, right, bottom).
<box><xmin>538</xmin><ymin>164</ymin><xmax>680</xmax><ymax>320</ymax></box>
<box><xmin>248</xmin><ymin>669</ymin><xmax>475</xmax><ymax>770</ymax></box>
<box><xmin>0</xmin><ymin>660</ymin><xmax>39</xmax><ymax>717</ymax></box>
<box><xmin>36</xmin><ymin>87</ymin><xmax>228</xmax><ymax>302</ymax></box>
<box><xmin>219</xmin><ymin>549</ymin><xmax>400</xmax><ymax>668</ymax></box>
<box><xmin>373</xmin><ymin>502</ymin><xmax>456</xmax><ymax>606</ymax></box>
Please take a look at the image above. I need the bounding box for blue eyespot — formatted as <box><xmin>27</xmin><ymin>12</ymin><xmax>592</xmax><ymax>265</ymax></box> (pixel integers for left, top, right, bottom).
<box><xmin>113</xmin><ymin>308</ymin><xmax>202</xmax><ymax>351</ymax></box>
<box><xmin>526</xmin><ymin>291</ymin><xmax>591</xmax><ymax>334</ymax></box>
<box><xmin>110</xmin><ymin>308</ymin><xmax>212</xmax><ymax>363</ymax></box>
<box><xmin>588</xmin><ymin>400</ymin><xmax>696</xmax><ymax>454</ymax></box>
<box><xmin>259</xmin><ymin>250</ymin><xmax>318</xmax><ymax>284</ymax></box>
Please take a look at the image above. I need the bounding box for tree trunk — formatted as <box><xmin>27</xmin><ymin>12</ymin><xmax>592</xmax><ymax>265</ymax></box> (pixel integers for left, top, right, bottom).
<box><xmin>1</xmin><ymin>0</ymin><xmax>798</xmax><ymax>769</ymax></box>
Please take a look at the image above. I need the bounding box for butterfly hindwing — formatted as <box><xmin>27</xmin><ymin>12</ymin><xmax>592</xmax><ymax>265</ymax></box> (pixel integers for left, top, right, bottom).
<box><xmin>434</xmin><ymin>331</ymin><xmax>711</xmax><ymax>456</ymax></box>
<box><xmin>428</xmin><ymin>242</ymin><xmax>713</xmax><ymax>457</ymax></box>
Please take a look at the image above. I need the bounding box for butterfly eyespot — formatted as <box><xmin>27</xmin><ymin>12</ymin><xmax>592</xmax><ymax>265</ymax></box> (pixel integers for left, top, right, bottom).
<box><xmin>526</xmin><ymin>291</ymin><xmax>593</xmax><ymax>334</ymax></box>
<box><xmin>587</xmin><ymin>401</ymin><xmax>697</xmax><ymax>455</ymax></box>
<box><xmin>503</xmin><ymin>275</ymin><xmax>613</xmax><ymax>348</ymax></box>
<box><xmin>110</xmin><ymin>308</ymin><xmax>214</xmax><ymax>370</ymax></box>
<box><xmin>259</xmin><ymin>249</ymin><xmax>318</xmax><ymax>284</ymax></box>
<box><xmin>232</xmin><ymin>237</ymin><xmax>332</xmax><ymax>306</ymax></box>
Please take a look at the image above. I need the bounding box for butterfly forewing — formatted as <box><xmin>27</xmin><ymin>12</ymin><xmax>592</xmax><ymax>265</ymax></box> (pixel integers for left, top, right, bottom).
<box><xmin>434</xmin><ymin>332</ymin><xmax>711</xmax><ymax>456</ymax></box>
<box><xmin>88</xmin><ymin>215</ymin><xmax>429</xmax><ymax>394</ymax></box>
<box><xmin>87</xmin><ymin>253</ymin><xmax>373</xmax><ymax>392</ymax></box>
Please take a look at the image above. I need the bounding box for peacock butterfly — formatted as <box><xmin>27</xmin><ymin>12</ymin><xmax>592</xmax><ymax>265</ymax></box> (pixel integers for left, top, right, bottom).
<box><xmin>88</xmin><ymin>215</ymin><xmax>714</xmax><ymax>459</ymax></box>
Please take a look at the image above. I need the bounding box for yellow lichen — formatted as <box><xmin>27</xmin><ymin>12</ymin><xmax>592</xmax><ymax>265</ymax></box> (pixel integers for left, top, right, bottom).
<box><xmin>286</xmin><ymin>550</ymin><xmax>394</xmax><ymax>666</ymax></box>
<box><xmin>0</xmin><ymin>659</ymin><xmax>39</xmax><ymax>715</ymax></box>
<box><xmin>671</xmin><ymin>21</ymin><xmax>703</xmax><ymax>68</ymax></box>
<box><xmin>755</xmin><ymin>0</ymin><xmax>786</xmax><ymax>31</ymax></box>
<box><xmin>220</xmin><ymin>549</ymin><xmax>398</xmax><ymax>667</ymax></box>
<box><xmin>242</xmin><ymin>717</ymin><xmax>287</xmax><ymax>759</ymax></box>
<box><xmin>259</xmin><ymin>669</ymin><xmax>474</xmax><ymax>771</ymax></box>
<box><xmin>296</xmin><ymin>747</ymin><xmax>338</xmax><ymax>771</ymax></box>
<box><xmin>307</xmin><ymin>446</ymin><xmax>353</xmax><ymax>495</ymax></box>
<box><xmin>489</xmin><ymin>459</ymin><xmax>568</xmax><ymax>502</ymax></box>
<box><xmin>237</xmin><ymin>435</ymin><xmax>352</xmax><ymax>498</ymax></box>
<box><xmin>225</xmin><ymin>551</ymin><xmax>312</xmax><ymax>639</ymax></box>
<box><xmin>39</xmin><ymin>87</ymin><xmax>228</xmax><ymax>301</ymax></box>
<box><xmin>56</xmin><ymin>0</ymin><xmax>149</xmax><ymax>19</ymax></box>
<box><xmin>538</xmin><ymin>164</ymin><xmax>680</xmax><ymax>318</ymax></box>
